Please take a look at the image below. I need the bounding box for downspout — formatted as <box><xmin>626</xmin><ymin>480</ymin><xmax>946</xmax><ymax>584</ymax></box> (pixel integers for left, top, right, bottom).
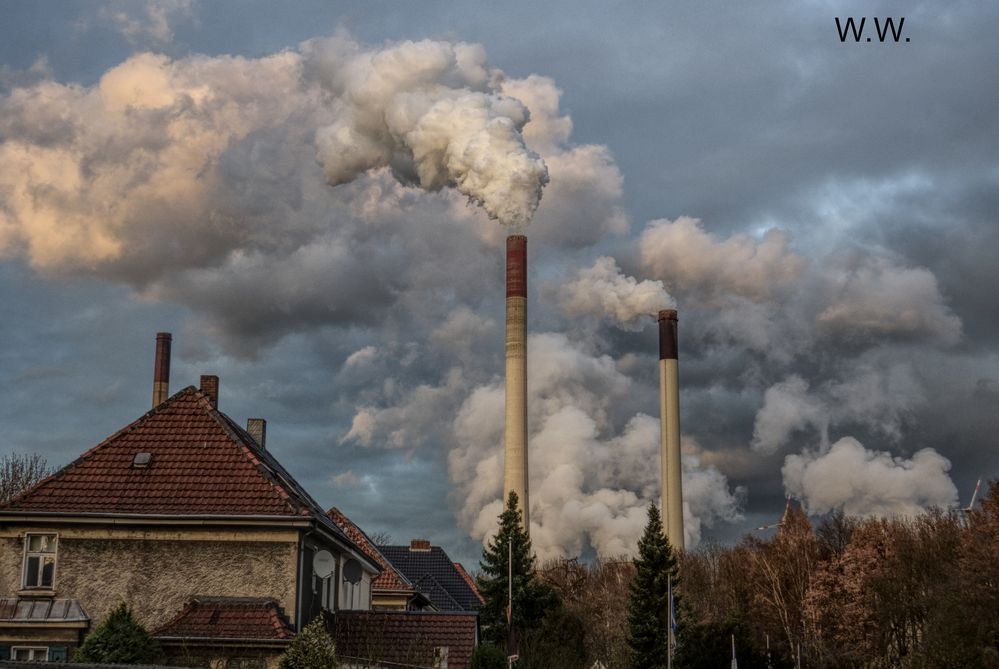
<box><xmin>296</xmin><ymin>528</ymin><xmax>314</xmax><ymax>631</ymax></box>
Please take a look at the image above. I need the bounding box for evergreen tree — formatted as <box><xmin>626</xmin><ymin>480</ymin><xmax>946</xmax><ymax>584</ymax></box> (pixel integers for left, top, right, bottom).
<box><xmin>626</xmin><ymin>503</ymin><xmax>677</xmax><ymax>669</ymax></box>
<box><xmin>477</xmin><ymin>491</ymin><xmax>557</xmax><ymax>651</ymax></box>
<box><xmin>74</xmin><ymin>602</ymin><xmax>162</xmax><ymax>664</ymax></box>
<box><xmin>278</xmin><ymin>615</ymin><xmax>338</xmax><ymax>669</ymax></box>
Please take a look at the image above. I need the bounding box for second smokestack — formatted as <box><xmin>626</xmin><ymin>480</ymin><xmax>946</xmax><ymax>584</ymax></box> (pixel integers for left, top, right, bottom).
<box><xmin>504</xmin><ymin>235</ymin><xmax>529</xmax><ymax>530</ymax></box>
<box><xmin>152</xmin><ymin>332</ymin><xmax>171</xmax><ymax>408</ymax></box>
<box><xmin>659</xmin><ymin>309</ymin><xmax>684</xmax><ymax>551</ymax></box>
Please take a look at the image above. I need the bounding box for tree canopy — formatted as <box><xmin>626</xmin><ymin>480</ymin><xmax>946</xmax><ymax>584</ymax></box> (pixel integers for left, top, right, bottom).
<box><xmin>477</xmin><ymin>491</ymin><xmax>557</xmax><ymax>652</ymax></box>
<box><xmin>626</xmin><ymin>503</ymin><xmax>677</xmax><ymax>669</ymax></box>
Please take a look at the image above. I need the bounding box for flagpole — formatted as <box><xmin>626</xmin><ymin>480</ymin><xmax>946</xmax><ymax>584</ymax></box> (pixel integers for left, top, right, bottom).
<box><xmin>508</xmin><ymin>537</ymin><xmax>514</xmax><ymax>667</ymax></box>
<box><xmin>667</xmin><ymin>579</ymin><xmax>673</xmax><ymax>669</ymax></box>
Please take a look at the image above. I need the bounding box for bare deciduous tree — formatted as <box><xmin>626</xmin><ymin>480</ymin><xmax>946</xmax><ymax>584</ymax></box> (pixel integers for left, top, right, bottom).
<box><xmin>0</xmin><ymin>452</ymin><xmax>51</xmax><ymax>503</ymax></box>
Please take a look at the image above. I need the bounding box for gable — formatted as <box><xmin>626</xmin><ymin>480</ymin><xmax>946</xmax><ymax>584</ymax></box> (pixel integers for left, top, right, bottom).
<box><xmin>1</xmin><ymin>387</ymin><xmax>305</xmax><ymax>517</ymax></box>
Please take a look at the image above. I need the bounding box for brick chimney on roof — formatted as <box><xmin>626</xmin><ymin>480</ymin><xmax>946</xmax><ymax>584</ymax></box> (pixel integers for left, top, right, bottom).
<box><xmin>200</xmin><ymin>375</ymin><xmax>219</xmax><ymax>409</ymax></box>
<box><xmin>410</xmin><ymin>539</ymin><xmax>431</xmax><ymax>552</ymax></box>
<box><xmin>246</xmin><ymin>418</ymin><xmax>266</xmax><ymax>450</ymax></box>
<box><xmin>152</xmin><ymin>332</ymin><xmax>171</xmax><ymax>408</ymax></box>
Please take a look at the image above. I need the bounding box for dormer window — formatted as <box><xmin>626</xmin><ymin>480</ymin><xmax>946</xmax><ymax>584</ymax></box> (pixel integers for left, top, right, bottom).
<box><xmin>22</xmin><ymin>533</ymin><xmax>57</xmax><ymax>589</ymax></box>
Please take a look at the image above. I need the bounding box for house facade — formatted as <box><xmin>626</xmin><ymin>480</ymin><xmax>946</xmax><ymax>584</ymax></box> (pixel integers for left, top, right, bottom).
<box><xmin>0</xmin><ymin>371</ymin><xmax>380</xmax><ymax>667</ymax></box>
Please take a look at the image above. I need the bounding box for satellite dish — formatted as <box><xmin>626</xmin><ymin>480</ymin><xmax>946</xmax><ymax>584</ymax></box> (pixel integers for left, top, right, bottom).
<box><xmin>313</xmin><ymin>550</ymin><xmax>335</xmax><ymax>579</ymax></box>
<box><xmin>343</xmin><ymin>558</ymin><xmax>362</xmax><ymax>584</ymax></box>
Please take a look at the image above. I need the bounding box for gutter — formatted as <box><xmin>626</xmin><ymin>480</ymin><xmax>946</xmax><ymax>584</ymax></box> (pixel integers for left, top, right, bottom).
<box><xmin>0</xmin><ymin>512</ymin><xmax>380</xmax><ymax>574</ymax></box>
<box><xmin>295</xmin><ymin>528</ymin><xmax>313</xmax><ymax>630</ymax></box>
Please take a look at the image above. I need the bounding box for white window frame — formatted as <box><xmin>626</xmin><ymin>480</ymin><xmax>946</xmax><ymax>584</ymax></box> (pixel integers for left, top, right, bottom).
<box><xmin>21</xmin><ymin>532</ymin><xmax>58</xmax><ymax>590</ymax></box>
<box><xmin>12</xmin><ymin>646</ymin><xmax>50</xmax><ymax>661</ymax></box>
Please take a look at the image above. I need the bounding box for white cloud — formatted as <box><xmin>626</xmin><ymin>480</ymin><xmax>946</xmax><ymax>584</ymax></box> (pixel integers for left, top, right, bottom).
<box><xmin>782</xmin><ymin>437</ymin><xmax>958</xmax><ymax>517</ymax></box>
<box><xmin>817</xmin><ymin>254</ymin><xmax>962</xmax><ymax>345</ymax></box>
<box><xmin>557</xmin><ymin>256</ymin><xmax>674</xmax><ymax>329</ymax></box>
<box><xmin>640</xmin><ymin>217</ymin><xmax>804</xmax><ymax>301</ymax></box>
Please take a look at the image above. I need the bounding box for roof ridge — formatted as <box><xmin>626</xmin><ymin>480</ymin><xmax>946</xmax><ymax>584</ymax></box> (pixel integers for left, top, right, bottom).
<box><xmin>207</xmin><ymin>411</ymin><xmax>303</xmax><ymax>517</ymax></box>
<box><xmin>328</xmin><ymin>507</ymin><xmax>415</xmax><ymax>590</ymax></box>
<box><xmin>0</xmin><ymin>386</ymin><xmax>201</xmax><ymax>510</ymax></box>
<box><xmin>415</xmin><ymin>573</ymin><xmax>462</xmax><ymax>611</ymax></box>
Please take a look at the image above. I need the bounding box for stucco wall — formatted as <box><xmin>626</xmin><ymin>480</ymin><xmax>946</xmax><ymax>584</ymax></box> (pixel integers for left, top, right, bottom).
<box><xmin>0</xmin><ymin>530</ymin><xmax>299</xmax><ymax>630</ymax></box>
<box><xmin>0</xmin><ymin>536</ymin><xmax>20</xmax><ymax>594</ymax></box>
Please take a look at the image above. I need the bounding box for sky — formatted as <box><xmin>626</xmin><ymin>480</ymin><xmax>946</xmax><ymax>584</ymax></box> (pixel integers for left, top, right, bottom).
<box><xmin>1</xmin><ymin>0</ymin><xmax>997</xmax><ymax>568</ymax></box>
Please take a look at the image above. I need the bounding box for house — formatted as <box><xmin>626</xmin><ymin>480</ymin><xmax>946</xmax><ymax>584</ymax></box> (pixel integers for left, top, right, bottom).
<box><xmin>325</xmin><ymin>512</ymin><xmax>484</xmax><ymax>668</ymax></box>
<box><xmin>0</xmin><ymin>334</ymin><xmax>381</xmax><ymax>667</ymax></box>
<box><xmin>378</xmin><ymin>541</ymin><xmax>484</xmax><ymax>613</ymax></box>
<box><xmin>334</xmin><ymin>610</ymin><xmax>478</xmax><ymax>669</ymax></box>
<box><xmin>326</xmin><ymin>508</ymin><xmax>432</xmax><ymax>612</ymax></box>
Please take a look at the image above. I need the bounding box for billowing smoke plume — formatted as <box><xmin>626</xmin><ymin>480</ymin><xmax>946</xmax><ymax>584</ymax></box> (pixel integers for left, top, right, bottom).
<box><xmin>782</xmin><ymin>437</ymin><xmax>958</xmax><ymax>516</ymax></box>
<box><xmin>751</xmin><ymin>376</ymin><xmax>829</xmax><ymax>455</ymax></box>
<box><xmin>817</xmin><ymin>254</ymin><xmax>962</xmax><ymax>345</ymax></box>
<box><xmin>752</xmin><ymin>362</ymin><xmax>927</xmax><ymax>456</ymax></box>
<box><xmin>640</xmin><ymin>216</ymin><xmax>804</xmax><ymax>301</ymax></box>
<box><xmin>0</xmin><ymin>35</ymin><xmax>602</xmax><ymax>351</ymax></box>
<box><xmin>444</xmin><ymin>332</ymin><xmax>743</xmax><ymax>559</ymax></box>
<box><xmin>310</xmin><ymin>38</ymin><xmax>549</xmax><ymax>227</ymax></box>
<box><xmin>558</xmin><ymin>256</ymin><xmax>674</xmax><ymax>329</ymax></box>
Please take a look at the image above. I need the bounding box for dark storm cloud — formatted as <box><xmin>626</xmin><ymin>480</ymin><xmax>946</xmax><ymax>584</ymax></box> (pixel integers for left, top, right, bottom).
<box><xmin>1</xmin><ymin>0</ymin><xmax>997</xmax><ymax>560</ymax></box>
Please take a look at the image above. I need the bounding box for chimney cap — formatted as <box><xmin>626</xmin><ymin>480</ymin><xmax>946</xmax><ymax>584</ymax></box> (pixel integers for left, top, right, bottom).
<box><xmin>156</xmin><ymin>332</ymin><xmax>172</xmax><ymax>340</ymax></box>
<box><xmin>658</xmin><ymin>309</ymin><xmax>678</xmax><ymax>321</ymax></box>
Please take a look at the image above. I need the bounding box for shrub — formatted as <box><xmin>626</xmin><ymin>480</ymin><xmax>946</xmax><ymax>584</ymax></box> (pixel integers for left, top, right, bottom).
<box><xmin>279</xmin><ymin>615</ymin><xmax>338</xmax><ymax>669</ymax></box>
<box><xmin>471</xmin><ymin>643</ymin><xmax>507</xmax><ymax>669</ymax></box>
<box><xmin>74</xmin><ymin>602</ymin><xmax>161</xmax><ymax>664</ymax></box>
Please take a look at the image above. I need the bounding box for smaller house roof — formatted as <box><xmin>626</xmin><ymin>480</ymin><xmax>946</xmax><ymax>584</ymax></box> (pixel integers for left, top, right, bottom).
<box><xmin>379</xmin><ymin>544</ymin><xmax>482</xmax><ymax>612</ymax></box>
<box><xmin>453</xmin><ymin>563</ymin><xmax>485</xmax><ymax>606</ymax></box>
<box><xmin>334</xmin><ymin>611</ymin><xmax>478</xmax><ymax>669</ymax></box>
<box><xmin>0</xmin><ymin>597</ymin><xmax>88</xmax><ymax>625</ymax></box>
<box><xmin>326</xmin><ymin>507</ymin><xmax>413</xmax><ymax>593</ymax></box>
<box><xmin>154</xmin><ymin>597</ymin><xmax>293</xmax><ymax>642</ymax></box>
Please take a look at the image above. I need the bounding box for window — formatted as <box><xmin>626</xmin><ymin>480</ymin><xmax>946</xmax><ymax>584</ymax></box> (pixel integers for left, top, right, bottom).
<box><xmin>22</xmin><ymin>533</ymin><xmax>58</xmax><ymax>589</ymax></box>
<box><xmin>12</xmin><ymin>646</ymin><xmax>50</xmax><ymax>661</ymax></box>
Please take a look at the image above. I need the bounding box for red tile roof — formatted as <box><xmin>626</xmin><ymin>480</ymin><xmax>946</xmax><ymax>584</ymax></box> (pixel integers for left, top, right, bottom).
<box><xmin>1</xmin><ymin>387</ymin><xmax>313</xmax><ymax>517</ymax></box>
<box><xmin>155</xmin><ymin>597</ymin><xmax>293</xmax><ymax>641</ymax></box>
<box><xmin>334</xmin><ymin>611</ymin><xmax>478</xmax><ymax>669</ymax></box>
<box><xmin>327</xmin><ymin>507</ymin><xmax>412</xmax><ymax>592</ymax></box>
<box><xmin>453</xmin><ymin>563</ymin><xmax>485</xmax><ymax>606</ymax></box>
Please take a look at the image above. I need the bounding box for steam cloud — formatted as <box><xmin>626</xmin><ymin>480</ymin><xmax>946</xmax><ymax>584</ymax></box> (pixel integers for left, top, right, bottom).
<box><xmin>311</xmin><ymin>38</ymin><xmax>549</xmax><ymax>227</ymax></box>
<box><xmin>447</xmin><ymin>332</ymin><xmax>743</xmax><ymax>558</ymax></box>
<box><xmin>558</xmin><ymin>256</ymin><xmax>675</xmax><ymax>329</ymax></box>
<box><xmin>782</xmin><ymin>437</ymin><xmax>958</xmax><ymax>517</ymax></box>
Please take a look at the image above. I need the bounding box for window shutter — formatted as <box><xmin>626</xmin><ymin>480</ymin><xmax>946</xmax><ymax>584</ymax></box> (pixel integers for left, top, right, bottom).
<box><xmin>50</xmin><ymin>646</ymin><xmax>69</xmax><ymax>662</ymax></box>
<box><xmin>0</xmin><ymin>645</ymin><xmax>10</xmax><ymax>661</ymax></box>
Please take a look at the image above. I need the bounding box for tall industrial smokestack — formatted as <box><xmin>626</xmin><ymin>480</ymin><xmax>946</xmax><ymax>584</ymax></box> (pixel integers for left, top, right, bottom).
<box><xmin>658</xmin><ymin>309</ymin><xmax>684</xmax><ymax>551</ymax></box>
<box><xmin>152</xmin><ymin>332</ymin><xmax>172</xmax><ymax>408</ymax></box>
<box><xmin>505</xmin><ymin>235</ymin><xmax>529</xmax><ymax>530</ymax></box>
